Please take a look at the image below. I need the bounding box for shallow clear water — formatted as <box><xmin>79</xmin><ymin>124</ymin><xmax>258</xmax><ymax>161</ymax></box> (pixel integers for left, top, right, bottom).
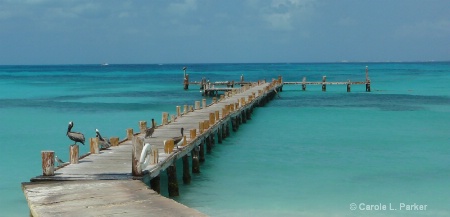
<box><xmin>1</xmin><ymin>63</ymin><xmax>449</xmax><ymax>216</ymax></box>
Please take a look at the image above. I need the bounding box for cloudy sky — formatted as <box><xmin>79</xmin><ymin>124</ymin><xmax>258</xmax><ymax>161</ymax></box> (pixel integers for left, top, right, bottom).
<box><xmin>0</xmin><ymin>0</ymin><xmax>449</xmax><ymax>64</ymax></box>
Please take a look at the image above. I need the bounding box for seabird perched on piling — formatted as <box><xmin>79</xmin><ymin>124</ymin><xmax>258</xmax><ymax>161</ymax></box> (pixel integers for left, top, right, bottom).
<box><xmin>145</xmin><ymin>119</ymin><xmax>156</xmax><ymax>138</ymax></box>
<box><xmin>67</xmin><ymin>121</ymin><xmax>85</xmax><ymax>145</ymax></box>
<box><xmin>55</xmin><ymin>155</ymin><xmax>65</xmax><ymax>165</ymax></box>
<box><xmin>96</xmin><ymin>129</ymin><xmax>111</xmax><ymax>149</ymax></box>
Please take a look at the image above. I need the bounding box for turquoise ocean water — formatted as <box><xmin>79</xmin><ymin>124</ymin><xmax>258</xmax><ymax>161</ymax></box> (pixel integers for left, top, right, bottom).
<box><xmin>0</xmin><ymin>63</ymin><xmax>449</xmax><ymax>216</ymax></box>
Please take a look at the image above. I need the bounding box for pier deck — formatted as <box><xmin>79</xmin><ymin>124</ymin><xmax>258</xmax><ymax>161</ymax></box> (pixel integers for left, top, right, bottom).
<box><xmin>23</xmin><ymin>80</ymin><xmax>282</xmax><ymax>216</ymax></box>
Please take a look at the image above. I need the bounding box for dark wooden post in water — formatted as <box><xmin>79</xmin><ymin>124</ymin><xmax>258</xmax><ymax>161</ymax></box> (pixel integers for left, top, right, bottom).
<box><xmin>150</xmin><ymin>175</ymin><xmax>161</xmax><ymax>194</ymax></box>
<box><xmin>302</xmin><ymin>77</ymin><xmax>307</xmax><ymax>91</ymax></box>
<box><xmin>69</xmin><ymin>145</ymin><xmax>79</xmax><ymax>164</ymax></box>
<box><xmin>365</xmin><ymin>66</ymin><xmax>371</xmax><ymax>92</ymax></box>
<box><xmin>167</xmin><ymin>161</ymin><xmax>179</xmax><ymax>197</ymax></box>
<box><xmin>41</xmin><ymin>151</ymin><xmax>55</xmax><ymax>176</ymax></box>
<box><xmin>191</xmin><ymin>146</ymin><xmax>200</xmax><ymax>174</ymax></box>
<box><xmin>347</xmin><ymin>80</ymin><xmax>351</xmax><ymax>92</ymax></box>
<box><xmin>206</xmin><ymin>135</ymin><xmax>212</xmax><ymax>153</ymax></box>
<box><xmin>182</xmin><ymin>155</ymin><xmax>191</xmax><ymax>184</ymax></box>
<box><xmin>322</xmin><ymin>76</ymin><xmax>327</xmax><ymax>91</ymax></box>
<box><xmin>183</xmin><ymin>67</ymin><xmax>189</xmax><ymax>90</ymax></box>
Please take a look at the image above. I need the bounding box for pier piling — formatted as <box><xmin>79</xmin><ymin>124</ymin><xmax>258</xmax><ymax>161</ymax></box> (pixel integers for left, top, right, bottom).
<box><xmin>69</xmin><ymin>145</ymin><xmax>79</xmax><ymax>164</ymax></box>
<box><xmin>41</xmin><ymin>151</ymin><xmax>54</xmax><ymax>176</ymax></box>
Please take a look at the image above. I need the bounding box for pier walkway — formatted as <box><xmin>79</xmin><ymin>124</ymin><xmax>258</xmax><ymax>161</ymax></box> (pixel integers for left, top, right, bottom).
<box><xmin>23</xmin><ymin>79</ymin><xmax>283</xmax><ymax>217</ymax></box>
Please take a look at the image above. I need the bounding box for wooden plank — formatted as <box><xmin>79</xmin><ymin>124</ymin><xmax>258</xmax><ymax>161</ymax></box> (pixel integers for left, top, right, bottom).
<box><xmin>23</xmin><ymin>180</ymin><xmax>207</xmax><ymax>217</ymax></box>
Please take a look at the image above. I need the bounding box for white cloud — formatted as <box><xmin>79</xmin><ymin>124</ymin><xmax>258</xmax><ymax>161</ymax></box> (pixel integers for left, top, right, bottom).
<box><xmin>167</xmin><ymin>0</ymin><xmax>198</xmax><ymax>15</ymax></box>
<box><xmin>258</xmin><ymin>0</ymin><xmax>316</xmax><ymax>31</ymax></box>
<box><xmin>395</xmin><ymin>20</ymin><xmax>450</xmax><ymax>38</ymax></box>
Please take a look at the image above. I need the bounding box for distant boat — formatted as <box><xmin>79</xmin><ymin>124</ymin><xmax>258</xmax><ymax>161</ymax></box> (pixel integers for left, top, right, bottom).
<box><xmin>101</xmin><ymin>63</ymin><xmax>109</xmax><ymax>66</ymax></box>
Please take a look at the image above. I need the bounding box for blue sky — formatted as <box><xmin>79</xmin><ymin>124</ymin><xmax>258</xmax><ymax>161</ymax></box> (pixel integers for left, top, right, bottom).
<box><xmin>0</xmin><ymin>0</ymin><xmax>449</xmax><ymax>64</ymax></box>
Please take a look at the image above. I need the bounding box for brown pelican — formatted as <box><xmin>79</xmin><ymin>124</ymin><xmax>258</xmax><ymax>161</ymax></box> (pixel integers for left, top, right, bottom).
<box><xmin>145</xmin><ymin>119</ymin><xmax>155</xmax><ymax>138</ymax></box>
<box><xmin>67</xmin><ymin>121</ymin><xmax>85</xmax><ymax>145</ymax></box>
<box><xmin>96</xmin><ymin>129</ymin><xmax>111</xmax><ymax>149</ymax></box>
<box><xmin>173</xmin><ymin>127</ymin><xmax>184</xmax><ymax>145</ymax></box>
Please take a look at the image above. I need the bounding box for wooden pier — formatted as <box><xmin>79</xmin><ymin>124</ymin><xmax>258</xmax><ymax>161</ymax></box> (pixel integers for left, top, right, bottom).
<box><xmin>185</xmin><ymin>66</ymin><xmax>371</xmax><ymax>95</ymax></box>
<box><xmin>23</xmin><ymin>78</ymin><xmax>283</xmax><ymax>216</ymax></box>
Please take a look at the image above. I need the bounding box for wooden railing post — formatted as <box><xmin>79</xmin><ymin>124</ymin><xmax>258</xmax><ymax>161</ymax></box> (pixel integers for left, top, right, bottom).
<box><xmin>110</xmin><ymin>137</ymin><xmax>119</xmax><ymax>146</ymax></box>
<box><xmin>132</xmin><ymin>136</ymin><xmax>144</xmax><ymax>176</ymax></box>
<box><xmin>139</xmin><ymin>121</ymin><xmax>147</xmax><ymax>134</ymax></box>
<box><xmin>90</xmin><ymin>137</ymin><xmax>99</xmax><ymax>154</ymax></box>
<box><xmin>41</xmin><ymin>151</ymin><xmax>54</xmax><ymax>176</ymax></box>
<box><xmin>69</xmin><ymin>145</ymin><xmax>79</xmax><ymax>164</ymax></box>
<box><xmin>126</xmin><ymin>128</ymin><xmax>134</xmax><ymax>140</ymax></box>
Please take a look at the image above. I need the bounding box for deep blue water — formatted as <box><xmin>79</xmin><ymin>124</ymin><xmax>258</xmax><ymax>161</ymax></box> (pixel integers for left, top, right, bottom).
<box><xmin>0</xmin><ymin>62</ymin><xmax>449</xmax><ymax>216</ymax></box>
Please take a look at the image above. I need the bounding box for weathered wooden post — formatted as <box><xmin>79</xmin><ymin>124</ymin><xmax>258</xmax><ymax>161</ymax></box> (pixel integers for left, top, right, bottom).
<box><xmin>183</xmin><ymin>105</ymin><xmax>188</xmax><ymax>114</ymax></box>
<box><xmin>302</xmin><ymin>77</ymin><xmax>306</xmax><ymax>91</ymax></box>
<box><xmin>182</xmin><ymin>155</ymin><xmax>191</xmax><ymax>184</ymax></box>
<box><xmin>162</xmin><ymin>112</ymin><xmax>169</xmax><ymax>125</ymax></box>
<box><xmin>209</xmin><ymin>113</ymin><xmax>215</xmax><ymax>125</ymax></box>
<box><xmin>176</xmin><ymin>106</ymin><xmax>181</xmax><ymax>117</ymax></box>
<box><xmin>195</xmin><ymin>101</ymin><xmax>201</xmax><ymax>110</ymax></box>
<box><xmin>222</xmin><ymin>108</ymin><xmax>226</xmax><ymax>119</ymax></box>
<box><xmin>199</xmin><ymin>121</ymin><xmax>204</xmax><ymax>134</ymax></box>
<box><xmin>203</xmin><ymin>119</ymin><xmax>210</xmax><ymax>130</ymax></box>
<box><xmin>220</xmin><ymin>94</ymin><xmax>225</xmax><ymax>101</ymax></box>
<box><xmin>190</xmin><ymin>128</ymin><xmax>197</xmax><ymax>140</ymax></box>
<box><xmin>202</xmin><ymin>98</ymin><xmax>207</xmax><ymax>109</ymax></box>
<box><xmin>150</xmin><ymin>175</ymin><xmax>161</xmax><ymax>194</ymax></box>
<box><xmin>69</xmin><ymin>145</ymin><xmax>79</xmax><ymax>164</ymax></box>
<box><xmin>90</xmin><ymin>137</ymin><xmax>99</xmax><ymax>154</ymax></box>
<box><xmin>126</xmin><ymin>128</ymin><xmax>134</xmax><ymax>140</ymax></box>
<box><xmin>213</xmin><ymin>97</ymin><xmax>217</xmax><ymax>104</ymax></box>
<box><xmin>192</xmin><ymin>146</ymin><xmax>200</xmax><ymax>174</ymax></box>
<box><xmin>347</xmin><ymin>80</ymin><xmax>351</xmax><ymax>92</ymax></box>
<box><xmin>167</xmin><ymin>161</ymin><xmax>179</xmax><ymax>197</ymax></box>
<box><xmin>139</xmin><ymin>121</ymin><xmax>147</xmax><ymax>134</ymax></box>
<box><xmin>164</xmin><ymin>139</ymin><xmax>174</xmax><ymax>154</ymax></box>
<box><xmin>189</xmin><ymin>105</ymin><xmax>194</xmax><ymax>112</ymax></box>
<box><xmin>110</xmin><ymin>137</ymin><xmax>119</xmax><ymax>146</ymax></box>
<box><xmin>322</xmin><ymin>76</ymin><xmax>327</xmax><ymax>91</ymax></box>
<box><xmin>132</xmin><ymin>136</ymin><xmax>144</xmax><ymax>176</ymax></box>
<box><xmin>41</xmin><ymin>151</ymin><xmax>54</xmax><ymax>176</ymax></box>
<box><xmin>215</xmin><ymin>110</ymin><xmax>220</xmax><ymax>121</ymax></box>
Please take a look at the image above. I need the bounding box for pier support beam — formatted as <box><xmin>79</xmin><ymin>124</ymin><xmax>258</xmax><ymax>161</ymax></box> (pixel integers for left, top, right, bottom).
<box><xmin>191</xmin><ymin>147</ymin><xmax>200</xmax><ymax>174</ymax></box>
<box><xmin>226</xmin><ymin>121</ymin><xmax>230</xmax><ymax>137</ymax></box>
<box><xmin>206</xmin><ymin>135</ymin><xmax>212</xmax><ymax>153</ymax></box>
<box><xmin>199</xmin><ymin>140</ymin><xmax>205</xmax><ymax>162</ymax></box>
<box><xmin>150</xmin><ymin>175</ymin><xmax>161</xmax><ymax>194</ymax></box>
<box><xmin>347</xmin><ymin>80</ymin><xmax>351</xmax><ymax>92</ymax></box>
<box><xmin>182</xmin><ymin>155</ymin><xmax>191</xmax><ymax>184</ymax></box>
<box><xmin>167</xmin><ymin>162</ymin><xmax>179</xmax><ymax>197</ymax></box>
<box><xmin>218</xmin><ymin>127</ymin><xmax>222</xmax><ymax>144</ymax></box>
